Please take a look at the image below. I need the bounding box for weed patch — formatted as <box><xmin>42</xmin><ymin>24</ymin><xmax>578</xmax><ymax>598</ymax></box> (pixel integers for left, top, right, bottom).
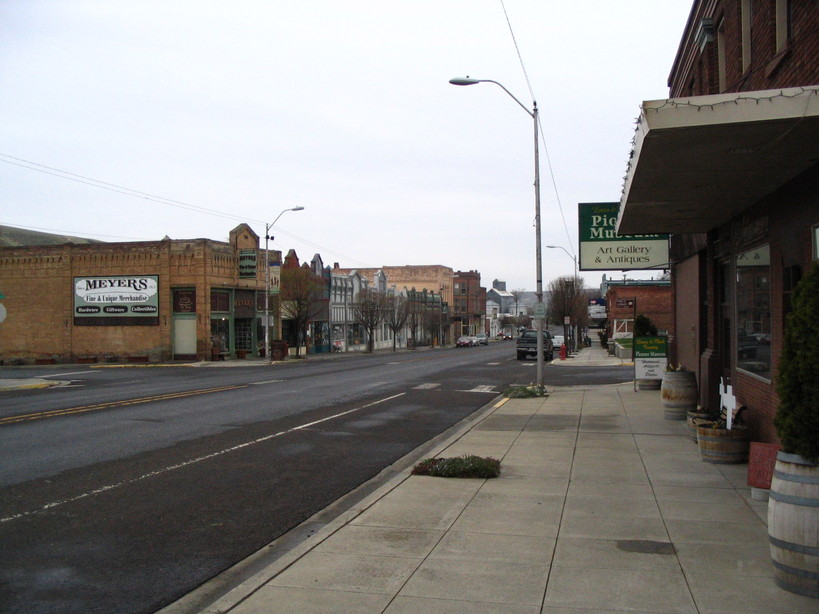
<box><xmin>504</xmin><ymin>385</ymin><xmax>548</xmax><ymax>398</ymax></box>
<box><xmin>412</xmin><ymin>454</ymin><xmax>501</xmax><ymax>479</ymax></box>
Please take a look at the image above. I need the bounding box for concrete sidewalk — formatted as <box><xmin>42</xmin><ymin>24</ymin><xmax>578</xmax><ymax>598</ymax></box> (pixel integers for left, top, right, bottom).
<box><xmin>164</xmin><ymin>347</ymin><xmax>812</xmax><ymax>614</ymax></box>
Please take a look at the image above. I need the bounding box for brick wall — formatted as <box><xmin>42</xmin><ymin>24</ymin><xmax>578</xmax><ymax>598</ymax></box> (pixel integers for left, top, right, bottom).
<box><xmin>606</xmin><ymin>285</ymin><xmax>673</xmax><ymax>335</ymax></box>
<box><xmin>670</xmin><ymin>0</ymin><xmax>819</xmax><ymax>97</ymax></box>
<box><xmin>0</xmin><ymin>225</ymin><xmax>269</xmax><ymax>363</ymax></box>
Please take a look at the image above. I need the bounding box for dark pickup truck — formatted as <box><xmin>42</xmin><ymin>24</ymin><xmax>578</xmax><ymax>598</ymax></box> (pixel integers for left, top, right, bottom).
<box><xmin>516</xmin><ymin>329</ymin><xmax>555</xmax><ymax>361</ymax></box>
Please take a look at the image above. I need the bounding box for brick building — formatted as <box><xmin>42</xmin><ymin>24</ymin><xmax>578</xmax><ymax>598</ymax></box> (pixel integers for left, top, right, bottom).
<box><xmin>618</xmin><ymin>0</ymin><xmax>818</xmax><ymax>444</ymax></box>
<box><xmin>603</xmin><ymin>280</ymin><xmax>672</xmax><ymax>338</ymax></box>
<box><xmin>453</xmin><ymin>270</ymin><xmax>487</xmax><ymax>337</ymax></box>
<box><xmin>0</xmin><ymin>224</ymin><xmax>278</xmax><ymax>363</ymax></box>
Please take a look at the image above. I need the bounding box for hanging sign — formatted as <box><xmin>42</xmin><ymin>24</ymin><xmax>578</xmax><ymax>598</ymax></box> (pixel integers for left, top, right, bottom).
<box><xmin>578</xmin><ymin>202</ymin><xmax>669</xmax><ymax>271</ymax></box>
<box><xmin>239</xmin><ymin>250</ymin><xmax>258</xmax><ymax>279</ymax></box>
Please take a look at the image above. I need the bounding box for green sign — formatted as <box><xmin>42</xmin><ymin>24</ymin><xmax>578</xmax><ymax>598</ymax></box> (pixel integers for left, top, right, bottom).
<box><xmin>634</xmin><ymin>335</ymin><xmax>668</xmax><ymax>381</ymax></box>
<box><xmin>634</xmin><ymin>336</ymin><xmax>668</xmax><ymax>358</ymax></box>
<box><xmin>239</xmin><ymin>250</ymin><xmax>258</xmax><ymax>279</ymax></box>
<box><xmin>578</xmin><ymin>202</ymin><xmax>669</xmax><ymax>271</ymax></box>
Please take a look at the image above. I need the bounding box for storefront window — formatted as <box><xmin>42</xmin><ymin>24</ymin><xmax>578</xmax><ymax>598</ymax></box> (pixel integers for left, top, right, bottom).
<box><xmin>736</xmin><ymin>245</ymin><xmax>771</xmax><ymax>379</ymax></box>
<box><xmin>211</xmin><ymin>318</ymin><xmax>230</xmax><ymax>354</ymax></box>
<box><xmin>211</xmin><ymin>290</ymin><xmax>230</xmax><ymax>312</ymax></box>
<box><xmin>173</xmin><ymin>289</ymin><xmax>196</xmax><ymax>313</ymax></box>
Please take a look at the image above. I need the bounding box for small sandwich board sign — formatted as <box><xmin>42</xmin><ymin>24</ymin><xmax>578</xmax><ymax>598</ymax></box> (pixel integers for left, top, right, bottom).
<box><xmin>634</xmin><ymin>336</ymin><xmax>668</xmax><ymax>385</ymax></box>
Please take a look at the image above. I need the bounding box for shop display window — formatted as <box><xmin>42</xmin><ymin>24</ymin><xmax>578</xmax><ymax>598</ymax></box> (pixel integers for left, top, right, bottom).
<box><xmin>736</xmin><ymin>244</ymin><xmax>771</xmax><ymax>379</ymax></box>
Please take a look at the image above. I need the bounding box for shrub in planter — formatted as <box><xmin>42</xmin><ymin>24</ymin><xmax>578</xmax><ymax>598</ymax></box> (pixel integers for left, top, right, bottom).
<box><xmin>634</xmin><ymin>314</ymin><xmax>658</xmax><ymax>337</ymax></box>
<box><xmin>768</xmin><ymin>261</ymin><xmax>819</xmax><ymax>598</ymax></box>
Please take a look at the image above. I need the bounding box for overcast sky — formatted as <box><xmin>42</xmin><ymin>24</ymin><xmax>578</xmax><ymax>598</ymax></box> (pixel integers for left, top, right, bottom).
<box><xmin>1</xmin><ymin>1</ymin><xmax>693</xmax><ymax>292</ymax></box>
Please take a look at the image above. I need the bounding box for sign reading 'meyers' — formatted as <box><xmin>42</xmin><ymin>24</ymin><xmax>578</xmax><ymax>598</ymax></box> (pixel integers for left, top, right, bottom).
<box><xmin>74</xmin><ymin>276</ymin><xmax>159</xmax><ymax>319</ymax></box>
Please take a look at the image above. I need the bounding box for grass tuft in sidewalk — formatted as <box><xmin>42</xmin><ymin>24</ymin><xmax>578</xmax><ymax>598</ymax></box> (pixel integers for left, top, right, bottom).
<box><xmin>412</xmin><ymin>454</ymin><xmax>501</xmax><ymax>479</ymax></box>
<box><xmin>504</xmin><ymin>384</ymin><xmax>548</xmax><ymax>398</ymax></box>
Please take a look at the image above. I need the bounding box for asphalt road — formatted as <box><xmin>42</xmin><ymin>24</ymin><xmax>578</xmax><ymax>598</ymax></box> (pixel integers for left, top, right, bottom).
<box><xmin>0</xmin><ymin>344</ymin><xmax>631</xmax><ymax>614</ymax></box>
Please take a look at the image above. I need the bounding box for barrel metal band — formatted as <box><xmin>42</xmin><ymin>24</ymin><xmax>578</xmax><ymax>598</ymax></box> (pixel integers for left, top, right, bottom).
<box><xmin>769</xmin><ymin>490</ymin><xmax>819</xmax><ymax>507</ymax></box>
<box><xmin>769</xmin><ymin>534</ymin><xmax>819</xmax><ymax>556</ymax></box>
<box><xmin>773</xmin><ymin>469</ymin><xmax>819</xmax><ymax>485</ymax></box>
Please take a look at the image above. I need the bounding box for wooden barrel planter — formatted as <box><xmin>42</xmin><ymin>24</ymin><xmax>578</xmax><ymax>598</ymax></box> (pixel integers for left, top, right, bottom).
<box><xmin>636</xmin><ymin>379</ymin><xmax>661</xmax><ymax>391</ymax></box>
<box><xmin>661</xmin><ymin>371</ymin><xmax>698</xmax><ymax>420</ymax></box>
<box><xmin>768</xmin><ymin>452</ymin><xmax>819</xmax><ymax>598</ymax></box>
<box><xmin>696</xmin><ymin>423</ymin><xmax>749</xmax><ymax>464</ymax></box>
<box><xmin>687</xmin><ymin>412</ymin><xmax>712</xmax><ymax>441</ymax></box>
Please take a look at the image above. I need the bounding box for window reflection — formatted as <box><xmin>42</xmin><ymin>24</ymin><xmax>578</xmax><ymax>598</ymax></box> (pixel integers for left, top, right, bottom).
<box><xmin>736</xmin><ymin>245</ymin><xmax>771</xmax><ymax>379</ymax></box>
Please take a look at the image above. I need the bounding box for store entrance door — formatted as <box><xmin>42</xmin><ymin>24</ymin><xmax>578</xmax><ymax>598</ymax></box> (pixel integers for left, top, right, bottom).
<box><xmin>235</xmin><ymin>318</ymin><xmax>253</xmax><ymax>358</ymax></box>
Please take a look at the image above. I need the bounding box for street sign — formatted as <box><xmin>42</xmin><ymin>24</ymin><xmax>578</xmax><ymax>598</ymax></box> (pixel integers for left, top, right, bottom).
<box><xmin>533</xmin><ymin>302</ymin><xmax>546</xmax><ymax>320</ymax></box>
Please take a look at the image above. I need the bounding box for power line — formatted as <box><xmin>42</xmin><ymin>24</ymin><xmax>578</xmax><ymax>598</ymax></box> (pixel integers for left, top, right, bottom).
<box><xmin>0</xmin><ymin>152</ymin><xmax>375</xmax><ymax>268</ymax></box>
<box><xmin>499</xmin><ymin>1</ymin><xmax>576</xmax><ymax>260</ymax></box>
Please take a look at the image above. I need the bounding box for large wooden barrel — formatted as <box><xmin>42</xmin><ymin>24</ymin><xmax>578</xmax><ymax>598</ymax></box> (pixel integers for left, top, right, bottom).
<box><xmin>696</xmin><ymin>424</ymin><xmax>749</xmax><ymax>464</ymax></box>
<box><xmin>661</xmin><ymin>371</ymin><xmax>698</xmax><ymax>420</ymax></box>
<box><xmin>768</xmin><ymin>452</ymin><xmax>819</xmax><ymax>598</ymax></box>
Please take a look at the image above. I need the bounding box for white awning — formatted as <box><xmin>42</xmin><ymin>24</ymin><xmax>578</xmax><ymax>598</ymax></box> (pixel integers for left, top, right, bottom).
<box><xmin>617</xmin><ymin>86</ymin><xmax>819</xmax><ymax>235</ymax></box>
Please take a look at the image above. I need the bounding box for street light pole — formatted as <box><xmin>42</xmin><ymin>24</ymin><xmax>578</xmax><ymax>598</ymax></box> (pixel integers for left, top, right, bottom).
<box><xmin>450</xmin><ymin>77</ymin><xmax>545</xmax><ymax>390</ymax></box>
<box><xmin>545</xmin><ymin>245</ymin><xmax>578</xmax><ymax>279</ymax></box>
<box><xmin>264</xmin><ymin>206</ymin><xmax>304</xmax><ymax>363</ymax></box>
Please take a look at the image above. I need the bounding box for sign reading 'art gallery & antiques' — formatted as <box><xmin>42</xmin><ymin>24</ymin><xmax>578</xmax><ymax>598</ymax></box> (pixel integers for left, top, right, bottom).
<box><xmin>73</xmin><ymin>275</ymin><xmax>160</xmax><ymax>326</ymax></box>
<box><xmin>578</xmin><ymin>202</ymin><xmax>669</xmax><ymax>271</ymax></box>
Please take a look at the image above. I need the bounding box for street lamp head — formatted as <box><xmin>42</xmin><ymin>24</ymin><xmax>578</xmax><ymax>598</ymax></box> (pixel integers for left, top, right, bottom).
<box><xmin>290</xmin><ymin>206</ymin><xmax>305</xmax><ymax>212</ymax></box>
<box><xmin>449</xmin><ymin>77</ymin><xmax>481</xmax><ymax>86</ymax></box>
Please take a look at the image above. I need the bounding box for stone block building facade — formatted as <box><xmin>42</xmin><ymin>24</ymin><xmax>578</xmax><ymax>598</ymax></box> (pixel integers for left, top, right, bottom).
<box><xmin>0</xmin><ymin>224</ymin><xmax>278</xmax><ymax>363</ymax></box>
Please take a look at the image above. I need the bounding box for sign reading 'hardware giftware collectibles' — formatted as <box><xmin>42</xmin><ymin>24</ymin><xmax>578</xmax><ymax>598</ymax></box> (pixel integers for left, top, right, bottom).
<box><xmin>578</xmin><ymin>202</ymin><xmax>669</xmax><ymax>271</ymax></box>
<box><xmin>74</xmin><ymin>276</ymin><xmax>159</xmax><ymax>325</ymax></box>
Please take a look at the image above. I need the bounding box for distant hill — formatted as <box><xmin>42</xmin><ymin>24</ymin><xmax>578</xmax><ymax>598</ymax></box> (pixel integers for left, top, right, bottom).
<box><xmin>0</xmin><ymin>225</ymin><xmax>102</xmax><ymax>247</ymax></box>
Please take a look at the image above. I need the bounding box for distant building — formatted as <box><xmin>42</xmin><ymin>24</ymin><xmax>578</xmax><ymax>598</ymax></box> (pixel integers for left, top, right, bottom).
<box><xmin>334</xmin><ymin>264</ymin><xmax>455</xmax><ymax>343</ymax></box>
<box><xmin>453</xmin><ymin>270</ymin><xmax>486</xmax><ymax>336</ymax></box>
<box><xmin>601</xmin><ymin>278</ymin><xmax>672</xmax><ymax>338</ymax></box>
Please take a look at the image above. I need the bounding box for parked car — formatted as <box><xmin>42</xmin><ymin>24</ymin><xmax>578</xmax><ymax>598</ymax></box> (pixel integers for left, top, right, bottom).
<box><xmin>553</xmin><ymin>335</ymin><xmax>565</xmax><ymax>347</ymax></box>
<box><xmin>516</xmin><ymin>329</ymin><xmax>555</xmax><ymax>361</ymax></box>
<box><xmin>456</xmin><ymin>336</ymin><xmax>475</xmax><ymax>347</ymax></box>
<box><xmin>474</xmin><ymin>333</ymin><xmax>488</xmax><ymax>345</ymax></box>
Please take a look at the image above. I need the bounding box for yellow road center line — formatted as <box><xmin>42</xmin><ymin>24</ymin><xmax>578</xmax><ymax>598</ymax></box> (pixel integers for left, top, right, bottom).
<box><xmin>0</xmin><ymin>385</ymin><xmax>247</xmax><ymax>426</ymax></box>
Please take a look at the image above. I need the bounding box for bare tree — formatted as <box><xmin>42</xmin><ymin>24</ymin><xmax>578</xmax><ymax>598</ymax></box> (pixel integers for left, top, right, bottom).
<box><xmin>350</xmin><ymin>288</ymin><xmax>388</xmax><ymax>353</ymax></box>
<box><xmin>546</xmin><ymin>276</ymin><xmax>587</xmax><ymax>350</ymax></box>
<box><xmin>406</xmin><ymin>298</ymin><xmax>424</xmax><ymax>348</ymax></box>
<box><xmin>510</xmin><ymin>288</ymin><xmax>525</xmax><ymax>317</ymax></box>
<box><xmin>423</xmin><ymin>306</ymin><xmax>445</xmax><ymax>347</ymax></box>
<box><xmin>280</xmin><ymin>264</ymin><xmax>326</xmax><ymax>357</ymax></box>
<box><xmin>385</xmin><ymin>294</ymin><xmax>410</xmax><ymax>351</ymax></box>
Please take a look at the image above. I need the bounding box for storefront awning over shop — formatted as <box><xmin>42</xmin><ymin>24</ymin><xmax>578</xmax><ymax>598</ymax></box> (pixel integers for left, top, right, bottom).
<box><xmin>617</xmin><ymin>86</ymin><xmax>819</xmax><ymax>235</ymax></box>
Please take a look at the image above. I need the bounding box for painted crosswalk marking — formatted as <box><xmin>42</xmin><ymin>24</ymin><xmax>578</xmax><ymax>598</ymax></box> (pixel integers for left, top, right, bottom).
<box><xmin>459</xmin><ymin>385</ymin><xmax>497</xmax><ymax>393</ymax></box>
<box><xmin>413</xmin><ymin>383</ymin><xmax>441</xmax><ymax>390</ymax></box>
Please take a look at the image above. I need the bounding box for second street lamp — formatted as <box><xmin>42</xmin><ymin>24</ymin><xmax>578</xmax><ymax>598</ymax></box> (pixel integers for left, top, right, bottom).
<box><xmin>546</xmin><ymin>245</ymin><xmax>579</xmax><ymax>352</ymax></box>
<box><xmin>449</xmin><ymin>76</ymin><xmax>546</xmax><ymax>390</ymax></box>
<box><xmin>264</xmin><ymin>206</ymin><xmax>304</xmax><ymax>363</ymax></box>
